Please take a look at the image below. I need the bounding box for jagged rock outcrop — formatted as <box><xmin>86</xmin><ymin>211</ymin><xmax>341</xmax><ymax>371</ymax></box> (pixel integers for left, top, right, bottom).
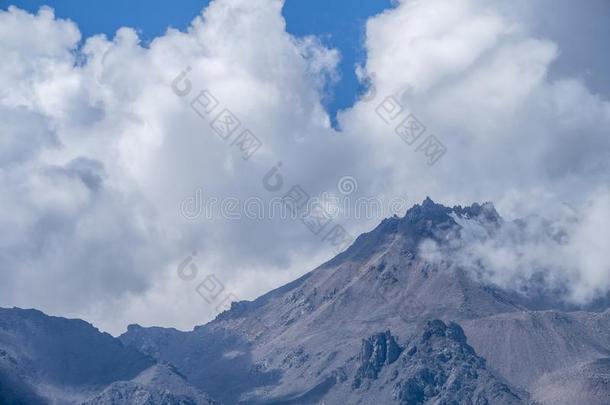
<box><xmin>353</xmin><ymin>331</ymin><xmax>403</xmax><ymax>388</ymax></box>
<box><xmin>340</xmin><ymin>321</ymin><xmax>528</xmax><ymax>404</ymax></box>
<box><xmin>388</xmin><ymin>320</ymin><xmax>525</xmax><ymax>405</ymax></box>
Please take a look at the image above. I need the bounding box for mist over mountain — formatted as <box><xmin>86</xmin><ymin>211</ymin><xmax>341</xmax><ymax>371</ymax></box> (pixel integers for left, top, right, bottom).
<box><xmin>414</xmin><ymin>198</ymin><xmax>610</xmax><ymax>308</ymax></box>
<box><xmin>1</xmin><ymin>198</ymin><xmax>608</xmax><ymax>404</ymax></box>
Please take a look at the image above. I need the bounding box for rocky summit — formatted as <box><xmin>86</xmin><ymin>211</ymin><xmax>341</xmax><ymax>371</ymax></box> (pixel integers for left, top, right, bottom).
<box><xmin>1</xmin><ymin>199</ymin><xmax>609</xmax><ymax>404</ymax></box>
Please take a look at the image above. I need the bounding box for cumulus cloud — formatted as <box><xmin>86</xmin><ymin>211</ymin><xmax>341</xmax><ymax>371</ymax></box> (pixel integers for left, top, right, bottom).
<box><xmin>0</xmin><ymin>1</ymin><xmax>350</xmax><ymax>334</ymax></box>
<box><xmin>0</xmin><ymin>0</ymin><xmax>608</xmax><ymax>334</ymax></box>
<box><xmin>341</xmin><ymin>0</ymin><xmax>610</xmax><ymax>211</ymax></box>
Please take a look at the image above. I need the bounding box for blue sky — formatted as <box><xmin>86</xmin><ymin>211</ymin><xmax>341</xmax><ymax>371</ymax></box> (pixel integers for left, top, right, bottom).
<box><xmin>3</xmin><ymin>0</ymin><xmax>394</xmax><ymax>127</ymax></box>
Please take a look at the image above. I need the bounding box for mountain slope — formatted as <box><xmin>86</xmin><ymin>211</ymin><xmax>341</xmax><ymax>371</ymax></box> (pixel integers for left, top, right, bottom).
<box><xmin>462</xmin><ymin>309</ymin><xmax>610</xmax><ymax>389</ymax></box>
<box><xmin>531</xmin><ymin>357</ymin><xmax>610</xmax><ymax>405</ymax></box>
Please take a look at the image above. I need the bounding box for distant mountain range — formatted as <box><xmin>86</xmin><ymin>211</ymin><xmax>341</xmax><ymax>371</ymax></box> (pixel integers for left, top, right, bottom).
<box><xmin>2</xmin><ymin>198</ymin><xmax>609</xmax><ymax>404</ymax></box>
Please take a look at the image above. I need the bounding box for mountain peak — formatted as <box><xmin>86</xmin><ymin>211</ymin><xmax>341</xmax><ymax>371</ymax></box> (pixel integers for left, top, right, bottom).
<box><xmin>452</xmin><ymin>201</ymin><xmax>500</xmax><ymax>223</ymax></box>
<box><xmin>330</xmin><ymin>198</ymin><xmax>501</xmax><ymax>266</ymax></box>
<box><xmin>402</xmin><ymin>198</ymin><xmax>453</xmax><ymax>230</ymax></box>
<box><xmin>422</xmin><ymin>196</ymin><xmax>435</xmax><ymax>206</ymax></box>
<box><xmin>404</xmin><ymin>198</ymin><xmax>499</xmax><ymax>224</ymax></box>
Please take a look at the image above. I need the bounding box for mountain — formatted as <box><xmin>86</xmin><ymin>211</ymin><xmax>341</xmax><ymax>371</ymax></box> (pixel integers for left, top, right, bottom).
<box><xmin>119</xmin><ymin>198</ymin><xmax>610</xmax><ymax>404</ymax></box>
<box><xmin>0</xmin><ymin>308</ymin><xmax>218</xmax><ymax>404</ymax></box>
<box><xmin>2</xmin><ymin>198</ymin><xmax>609</xmax><ymax>404</ymax></box>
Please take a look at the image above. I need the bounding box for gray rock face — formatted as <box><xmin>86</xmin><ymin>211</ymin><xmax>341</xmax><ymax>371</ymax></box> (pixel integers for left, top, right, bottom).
<box><xmin>353</xmin><ymin>331</ymin><xmax>403</xmax><ymax>388</ymax></box>
<box><xmin>307</xmin><ymin>321</ymin><xmax>528</xmax><ymax>405</ymax></box>
<box><xmin>384</xmin><ymin>321</ymin><xmax>524</xmax><ymax>405</ymax></box>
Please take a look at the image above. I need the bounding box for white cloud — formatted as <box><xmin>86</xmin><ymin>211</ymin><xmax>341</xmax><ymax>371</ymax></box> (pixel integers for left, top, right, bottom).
<box><xmin>440</xmin><ymin>188</ymin><xmax>610</xmax><ymax>305</ymax></box>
